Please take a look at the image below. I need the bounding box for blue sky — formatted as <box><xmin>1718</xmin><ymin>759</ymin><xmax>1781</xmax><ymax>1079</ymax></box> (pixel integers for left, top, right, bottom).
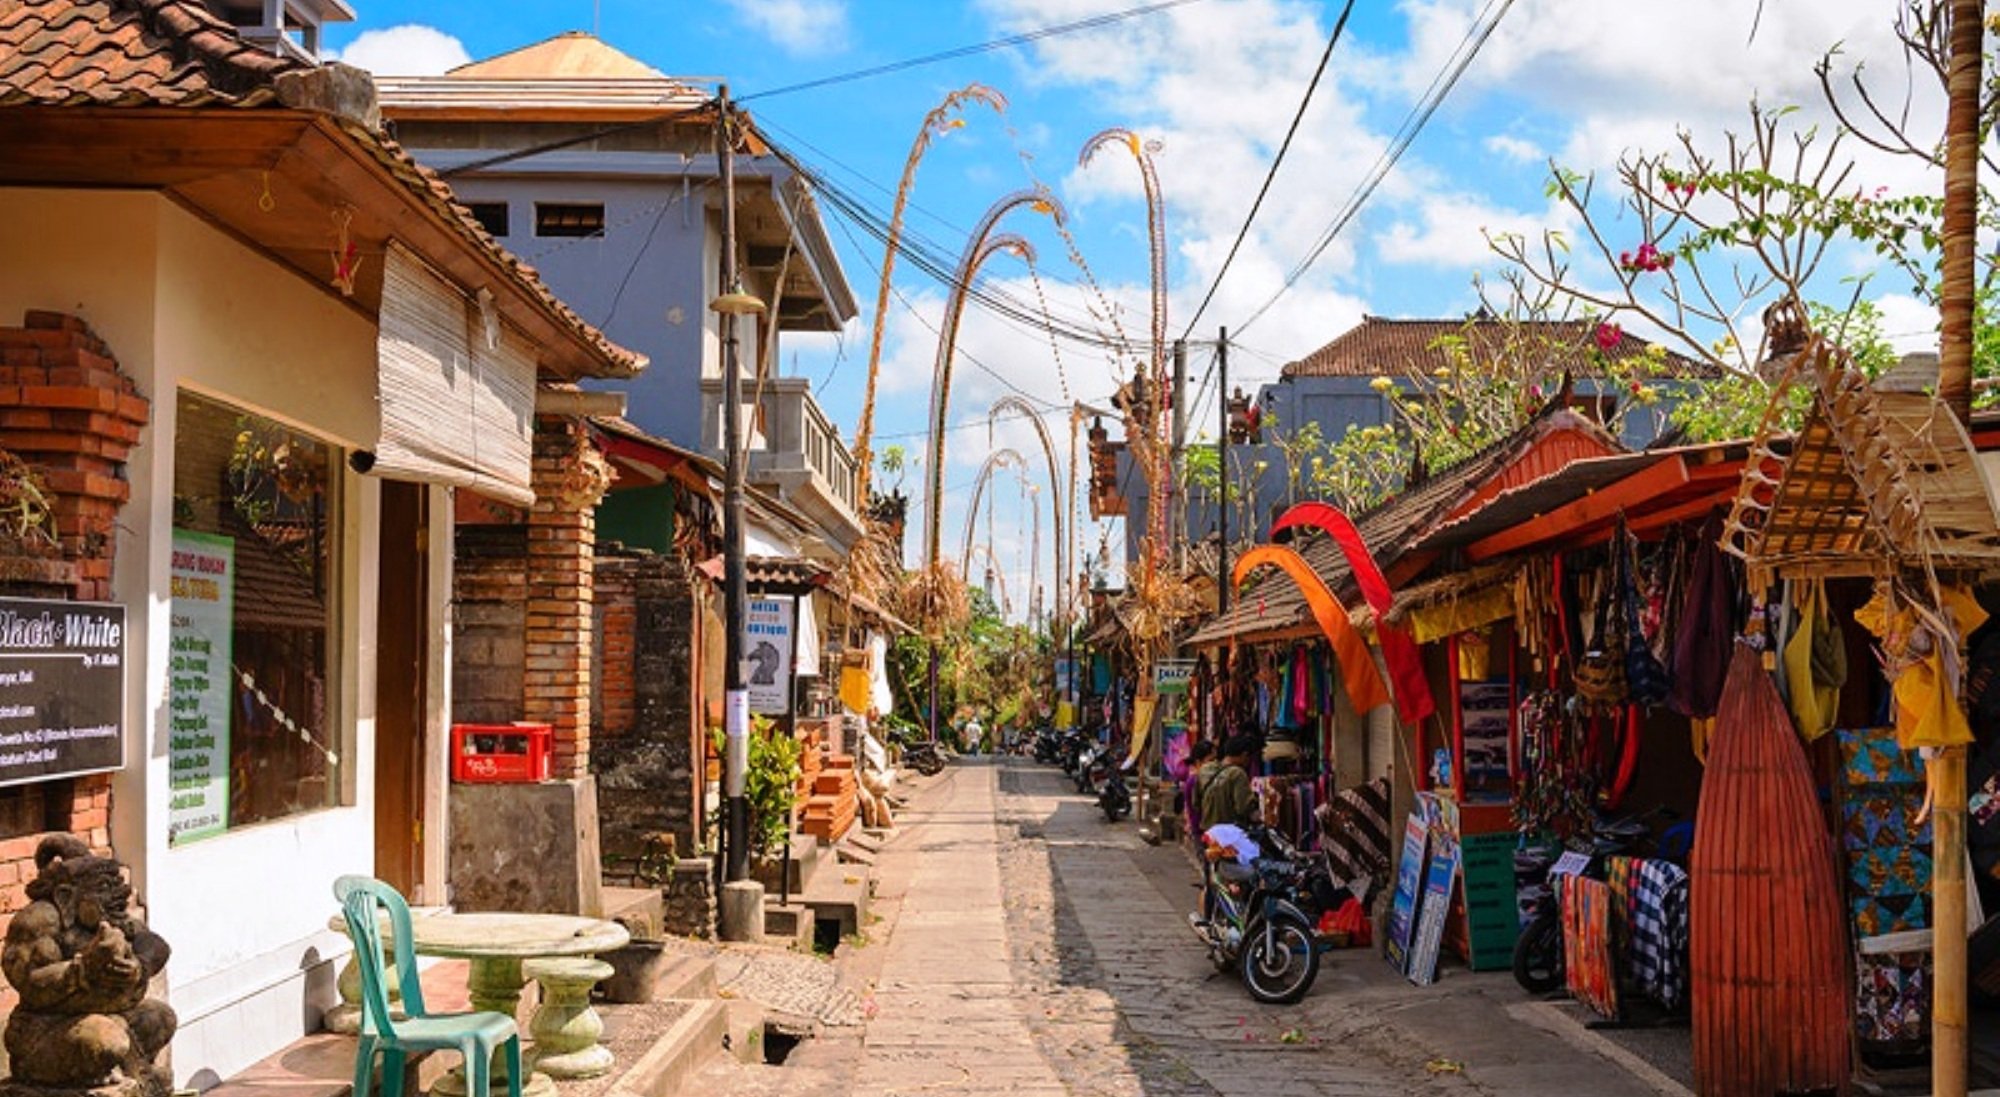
<box><xmin>328</xmin><ymin>0</ymin><xmax>1942</xmax><ymax>616</ymax></box>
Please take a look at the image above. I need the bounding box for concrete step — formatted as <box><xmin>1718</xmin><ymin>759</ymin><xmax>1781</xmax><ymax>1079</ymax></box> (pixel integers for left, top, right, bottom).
<box><xmin>761</xmin><ymin>902</ymin><xmax>816</xmax><ymax>952</ymax></box>
<box><xmin>845</xmin><ymin>828</ymin><xmax>885</xmax><ymax>855</ymax></box>
<box><xmin>601</xmin><ymin>998</ymin><xmax>727</xmax><ymax>1097</ymax></box>
<box><xmin>751</xmin><ymin>833</ymin><xmax>826</xmax><ymax>894</ymax></box>
<box><xmin>798</xmin><ymin>871</ymin><xmax>871</xmax><ymax>939</ymax></box>
<box><xmin>602</xmin><ymin>884</ymin><xmax>665</xmax><ymax>939</ymax></box>
<box><xmin>653</xmin><ymin>951</ymin><xmax>719</xmax><ymax>1001</ymax></box>
<box><xmin>722</xmin><ymin>999</ymin><xmax>768</xmax><ymax>1064</ymax></box>
<box><xmin>834</xmin><ymin>840</ymin><xmax>877</xmax><ymax>869</ymax></box>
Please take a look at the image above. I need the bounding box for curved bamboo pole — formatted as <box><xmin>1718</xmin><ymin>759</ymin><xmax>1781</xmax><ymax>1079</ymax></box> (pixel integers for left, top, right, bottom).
<box><xmin>1077</xmin><ymin>128</ymin><xmax>1169</xmax><ymax>561</ymax></box>
<box><xmin>959</xmin><ymin>447</ymin><xmax>1027</xmax><ymax>578</ymax></box>
<box><xmin>987</xmin><ymin>395</ymin><xmax>1066</xmax><ymax>636</ymax></box>
<box><xmin>853</xmin><ymin>84</ymin><xmax>1009</xmax><ymax>504</ymax></box>
<box><xmin>922</xmin><ymin>189</ymin><xmax>1067</xmax><ymax>594</ymax></box>
<box><xmin>964</xmin><ymin>543</ymin><xmax>1013</xmax><ymax>615</ymax></box>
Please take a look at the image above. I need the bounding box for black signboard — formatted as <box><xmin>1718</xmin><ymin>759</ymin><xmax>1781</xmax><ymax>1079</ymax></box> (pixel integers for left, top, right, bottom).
<box><xmin>0</xmin><ymin>598</ymin><xmax>125</xmax><ymax>787</ymax></box>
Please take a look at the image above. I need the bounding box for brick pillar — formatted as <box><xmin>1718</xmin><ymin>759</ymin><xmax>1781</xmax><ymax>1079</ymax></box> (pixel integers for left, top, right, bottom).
<box><xmin>0</xmin><ymin>310</ymin><xmax>149</xmax><ymax>603</ymax></box>
<box><xmin>524</xmin><ymin>417</ymin><xmax>611</xmax><ymax>779</ymax></box>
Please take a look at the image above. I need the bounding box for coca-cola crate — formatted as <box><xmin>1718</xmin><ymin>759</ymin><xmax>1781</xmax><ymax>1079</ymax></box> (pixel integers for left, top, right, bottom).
<box><xmin>451</xmin><ymin>722</ymin><xmax>552</xmax><ymax>783</ymax></box>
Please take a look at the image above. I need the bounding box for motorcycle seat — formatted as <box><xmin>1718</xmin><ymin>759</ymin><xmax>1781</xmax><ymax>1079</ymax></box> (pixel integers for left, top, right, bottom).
<box><xmin>1216</xmin><ymin>861</ymin><xmax>1258</xmax><ymax>892</ymax></box>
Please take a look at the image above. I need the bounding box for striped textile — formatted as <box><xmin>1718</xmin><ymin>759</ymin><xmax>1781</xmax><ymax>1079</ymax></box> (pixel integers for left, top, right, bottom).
<box><xmin>1316</xmin><ymin>776</ymin><xmax>1391</xmax><ymax>883</ymax></box>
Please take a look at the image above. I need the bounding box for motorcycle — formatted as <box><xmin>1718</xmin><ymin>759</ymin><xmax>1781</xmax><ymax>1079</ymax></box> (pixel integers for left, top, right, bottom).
<box><xmin>1033</xmin><ymin>727</ymin><xmax>1065</xmax><ymax>765</ymax></box>
<box><xmin>1059</xmin><ymin>731</ymin><xmax>1086</xmax><ymax>776</ymax></box>
<box><xmin>1512</xmin><ymin>808</ymin><xmax>1689</xmax><ymax>994</ymax></box>
<box><xmin>1097</xmin><ymin>762</ymin><xmax>1131</xmax><ymax>822</ymax></box>
<box><xmin>900</xmin><ymin>739</ymin><xmax>946</xmax><ymax>777</ymax></box>
<box><xmin>1188</xmin><ymin>825</ymin><xmax>1328</xmax><ymax>1004</ymax></box>
<box><xmin>1074</xmin><ymin>742</ymin><xmax>1105</xmax><ymax>793</ymax></box>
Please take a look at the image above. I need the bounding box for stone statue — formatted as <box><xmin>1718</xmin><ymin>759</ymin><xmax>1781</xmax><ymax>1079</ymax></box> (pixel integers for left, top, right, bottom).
<box><xmin>0</xmin><ymin>836</ymin><xmax>175</xmax><ymax>1097</ymax></box>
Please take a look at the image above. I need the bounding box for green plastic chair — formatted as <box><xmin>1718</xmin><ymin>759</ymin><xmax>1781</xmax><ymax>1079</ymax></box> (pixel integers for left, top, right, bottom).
<box><xmin>333</xmin><ymin>876</ymin><xmax>522</xmax><ymax>1097</ymax></box>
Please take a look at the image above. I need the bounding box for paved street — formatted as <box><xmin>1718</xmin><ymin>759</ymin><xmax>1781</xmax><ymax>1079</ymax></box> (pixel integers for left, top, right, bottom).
<box><xmin>752</xmin><ymin>758</ymin><xmax>1687</xmax><ymax>1097</ymax></box>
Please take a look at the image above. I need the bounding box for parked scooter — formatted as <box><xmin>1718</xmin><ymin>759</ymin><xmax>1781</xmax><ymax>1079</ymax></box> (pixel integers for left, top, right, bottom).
<box><xmin>1188</xmin><ymin>825</ymin><xmax>1328</xmax><ymax>1004</ymax></box>
<box><xmin>1512</xmin><ymin>808</ymin><xmax>1689</xmax><ymax>993</ymax></box>
<box><xmin>901</xmin><ymin>739</ymin><xmax>946</xmax><ymax>777</ymax></box>
<box><xmin>1059</xmin><ymin>730</ymin><xmax>1087</xmax><ymax>776</ymax></box>
<box><xmin>1097</xmin><ymin>761</ymin><xmax>1132</xmax><ymax>822</ymax></box>
<box><xmin>1033</xmin><ymin>727</ymin><xmax>1065</xmax><ymax>765</ymax></box>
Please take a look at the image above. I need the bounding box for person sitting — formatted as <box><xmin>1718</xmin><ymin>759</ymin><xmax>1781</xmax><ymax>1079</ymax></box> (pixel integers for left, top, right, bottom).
<box><xmin>1199</xmin><ymin>734</ymin><xmax>1260</xmax><ymax>835</ymax></box>
<box><xmin>1201</xmin><ymin>821</ymin><xmax>1264</xmax><ymax>896</ymax></box>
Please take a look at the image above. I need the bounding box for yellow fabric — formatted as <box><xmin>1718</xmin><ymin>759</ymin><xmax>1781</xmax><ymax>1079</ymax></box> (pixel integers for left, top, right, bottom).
<box><xmin>839</xmin><ymin>665</ymin><xmax>873</xmax><ymax>714</ymax></box>
<box><xmin>1125</xmin><ymin>695</ymin><xmax>1157</xmax><ymax>767</ymax></box>
<box><xmin>1783</xmin><ymin>583</ymin><xmax>1837</xmax><ymax>741</ymax></box>
<box><xmin>1894</xmin><ymin>651</ymin><xmax>1974</xmax><ymax>749</ymax></box>
<box><xmin>1407</xmin><ymin>585</ymin><xmax>1515</xmax><ymax>645</ymax></box>
<box><xmin>1690</xmin><ymin>716</ymin><xmax>1715</xmax><ymax>765</ymax></box>
<box><xmin>1055</xmin><ymin>701</ymin><xmax>1075</xmax><ymax>729</ymax></box>
<box><xmin>1457</xmin><ymin>631</ymin><xmax>1491</xmax><ymax>681</ymax></box>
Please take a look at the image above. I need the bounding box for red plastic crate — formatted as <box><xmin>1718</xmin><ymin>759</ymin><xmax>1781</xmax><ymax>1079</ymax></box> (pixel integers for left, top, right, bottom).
<box><xmin>451</xmin><ymin>722</ymin><xmax>552</xmax><ymax>783</ymax></box>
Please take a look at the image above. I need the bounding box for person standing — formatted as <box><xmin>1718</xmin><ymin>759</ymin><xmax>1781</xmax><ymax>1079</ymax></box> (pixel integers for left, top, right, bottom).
<box><xmin>1181</xmin><ymin>739</ymin><xmax>1216</xmax><ymax>838</ymax></box>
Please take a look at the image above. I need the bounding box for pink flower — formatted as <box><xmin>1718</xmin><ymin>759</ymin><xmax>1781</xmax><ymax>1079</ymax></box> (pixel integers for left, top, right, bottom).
<box><xmin>1594</xmin><ymin>322</ymin><xmax>1623</xmax><ymax>352</ymax></box>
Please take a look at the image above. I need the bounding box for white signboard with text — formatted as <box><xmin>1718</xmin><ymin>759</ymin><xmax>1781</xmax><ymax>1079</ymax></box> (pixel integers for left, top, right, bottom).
<box><xmin>169</xmin><ymin>530</ymin><xmax>234</xmax><ymax>846</ymax></box>
<box><xmin>743</xmin><ymin>596</ymin><xmax>795</xmax><ymax>715</ymax></box>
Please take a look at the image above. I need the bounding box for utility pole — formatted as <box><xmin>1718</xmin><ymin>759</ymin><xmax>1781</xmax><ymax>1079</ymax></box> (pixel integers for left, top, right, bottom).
<box><xmin>1217</xmin><ymin>327</ymin><xmax>1230</xmax><ymax>613</ymax></box>
<box><xmin>713</xmin><ymin>85</ymin><xmax>757</xmax><ymax>890</ymax></box>
<box><xmin>1170</xmin><ymin>339</ymin><xmax>1188</xmax><ymax>567</ymax></box>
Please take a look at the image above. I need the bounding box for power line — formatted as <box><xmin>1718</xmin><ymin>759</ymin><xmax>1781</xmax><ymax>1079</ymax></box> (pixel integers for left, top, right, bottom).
<box><xmin>736</xmin><ymin>0</ymin><xmax>1209</xmax><ymax>103</ymax></box>
<box><xmin>1179</xmin><ymin>0</ymin><xmax>1356</xmax><ymax>340</ymax></box>
<box><xmin>1233</xmin><ymin>0</ymin><xmax>1519</xmax><ymax>338</ymax></box>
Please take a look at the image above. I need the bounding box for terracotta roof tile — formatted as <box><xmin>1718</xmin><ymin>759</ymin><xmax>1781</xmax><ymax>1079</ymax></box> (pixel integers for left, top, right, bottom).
<box><xmin>0</xmin><ymin>0</ymin><xmax>297</xmax><ymax>107</ymax></box>
<box><xmin>0</xmin><ymin>0</ymin><xmax>645</xmax><ymax>379</ymax></box>
<box><xmin>1282</xmin><ymin>315</ymin><xmax>1717</xmax><ymax>381</ymax></box>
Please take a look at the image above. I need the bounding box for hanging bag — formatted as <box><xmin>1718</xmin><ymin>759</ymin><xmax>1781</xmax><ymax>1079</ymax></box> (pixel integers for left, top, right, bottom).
<box><xmin>1620</xmin><ymin>522</ymin><xmax>1673</xmax><ymax>705</ymax></box>
<box><xmin>1575</xmin><ymin>553</ymin><xmax>1629</xmax><ymax>715</ymax></box>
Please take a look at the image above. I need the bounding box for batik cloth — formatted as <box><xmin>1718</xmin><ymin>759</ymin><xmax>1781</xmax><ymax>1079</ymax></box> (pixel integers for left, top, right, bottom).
<box><xmin>1628</xmin><ymin>859</ymin><xmax>1689</xmax><ymax>1011</ymax></box>
<box><xmin>1561</xmin><ymin>875</ymin><xmax>1619</xmax><ymax>1018</ymax></box>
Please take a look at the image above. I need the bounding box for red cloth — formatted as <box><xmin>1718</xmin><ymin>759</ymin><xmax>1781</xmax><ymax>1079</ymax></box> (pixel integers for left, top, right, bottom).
<box><xmin>1271</xmin><ymin>503</ymin><xmax>1436</xmax><ymax>723</ymax></box>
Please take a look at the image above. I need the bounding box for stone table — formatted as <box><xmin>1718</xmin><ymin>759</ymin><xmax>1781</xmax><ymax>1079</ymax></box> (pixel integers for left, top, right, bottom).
<box><xmin>329</xmin><ymin>911</ymin><xmax>630</xmax><ymax>1097</ymax></box>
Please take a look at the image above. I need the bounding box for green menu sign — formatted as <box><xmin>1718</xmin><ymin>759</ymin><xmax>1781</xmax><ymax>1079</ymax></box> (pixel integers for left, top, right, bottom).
<box><xmin>1459</xmin><ymin>830</ymin><xmax>1522</xmax><ymax>971</ymax></box>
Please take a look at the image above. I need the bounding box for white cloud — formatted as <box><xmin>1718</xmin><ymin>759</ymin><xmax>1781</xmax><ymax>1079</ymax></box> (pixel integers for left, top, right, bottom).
<box><xmin>1483</xmin><ymin>134</ymin><xmax>1542</xmax><ymax>164</ymax></box>
<box><xmin>327</xmin><ymin>24</ymin><xmax>470</xmax><ymax>75</ymax></box>
<box><xmin>730</xmin><ymin>0</ymin><xmax>850</xmax><ymax>56</ymax></box>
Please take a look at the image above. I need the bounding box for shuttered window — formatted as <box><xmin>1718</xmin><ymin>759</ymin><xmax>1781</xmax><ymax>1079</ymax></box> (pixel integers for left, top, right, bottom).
<box><xmin>374</xmin><ymin>242</ymin><xmax>537</xmax><ymax>506</ymax></box>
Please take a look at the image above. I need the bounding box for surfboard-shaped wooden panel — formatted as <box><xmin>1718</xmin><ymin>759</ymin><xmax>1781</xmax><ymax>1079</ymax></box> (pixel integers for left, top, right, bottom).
<box><xmin>1691</xmin><ymin>645</ymin><xmax>1851</xmax><ymax>1097</ymax></box>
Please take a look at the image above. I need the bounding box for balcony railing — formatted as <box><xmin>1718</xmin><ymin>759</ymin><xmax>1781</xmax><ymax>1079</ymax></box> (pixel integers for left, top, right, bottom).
<box><xmin>700</xmin><ymin>375</ymin><xmax>862</xmax><ymax>526</ymax></box>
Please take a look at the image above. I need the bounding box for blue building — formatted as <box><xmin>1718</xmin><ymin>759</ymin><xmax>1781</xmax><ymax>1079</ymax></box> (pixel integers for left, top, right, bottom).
<box><xmin>376</xmin><ymin>34</ymin><xmax>864</xmax><ymax>551</ymax></box>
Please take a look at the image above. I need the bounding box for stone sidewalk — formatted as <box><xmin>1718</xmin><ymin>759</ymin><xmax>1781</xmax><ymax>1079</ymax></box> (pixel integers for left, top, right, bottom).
<box><xmin>852</xmin><ymin>763</ymin><xmax>1069</xmax><ymax>1096</ymax></box>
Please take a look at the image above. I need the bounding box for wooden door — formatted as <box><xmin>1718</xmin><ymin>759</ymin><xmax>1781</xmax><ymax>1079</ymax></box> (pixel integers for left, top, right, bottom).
<box><xmin>374</xmin><ymin>481</ymin><xmax>427</xmax><ymax>895</ymax></box>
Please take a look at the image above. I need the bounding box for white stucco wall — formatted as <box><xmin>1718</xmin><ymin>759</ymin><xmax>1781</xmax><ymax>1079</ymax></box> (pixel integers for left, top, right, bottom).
<box><xmin>0</xmin><ymin>189</ymin><xmax>386</xmax><ymax>1088</ymax></box>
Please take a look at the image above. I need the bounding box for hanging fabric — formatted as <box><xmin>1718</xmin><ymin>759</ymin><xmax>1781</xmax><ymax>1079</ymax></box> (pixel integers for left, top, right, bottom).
<box><xmin>1669</xmin><ymin>513</ymin><xmax>1736</xmax><ymax>720</ymax></box>
<box><xmin>1618</xmin><ymin>519</ymin><xmax>1672</xmax><ymax>706</ymax></box>
<box><xmin>1233</xmin><ymin>545</ymin><xmax>1393</xmax><ymax>716</ymax></box>
<box><xmin>1782</xmin><ymin>579</ymin><xmax>1841</xmax><ymax>740</ymax></box>
<box><xmin>1268</xmin><ymin>502</ymin><xmax>1435</xmax><ymax>723</ymax></box>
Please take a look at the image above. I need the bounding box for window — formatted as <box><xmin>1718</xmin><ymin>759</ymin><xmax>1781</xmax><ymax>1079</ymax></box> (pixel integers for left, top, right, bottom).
<box><xmin>467</xmin><ymin>201</ymin><xmax>510</xmax><ymax>238</ymax></box>
<box><xmin>169</xmin><ymin>391</ymin><xmax>340</xmax><ymax>845</ymax></box>
<box><xmin>534</xmin><ymin>202</ymin><xmax>604</xmax><ymax>238</ymax></box>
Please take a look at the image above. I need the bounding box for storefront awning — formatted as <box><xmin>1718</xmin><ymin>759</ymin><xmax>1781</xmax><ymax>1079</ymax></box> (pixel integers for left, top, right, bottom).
<box><xmin>373</xmin><ymin>242</ymin><xmax>537</xmax><ymax>506</ymax></box>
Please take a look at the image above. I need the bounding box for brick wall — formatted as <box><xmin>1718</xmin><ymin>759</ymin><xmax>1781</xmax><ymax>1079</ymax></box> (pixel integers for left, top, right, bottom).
<box><xmin>594</xmin><ymin>547</ymin><xmax>706</xmax><ymax>884</ymax></box>
<box><xmin>452</xmin><ymin>524</ymin><xmax>528</xmax><ymax>725</ymax></box>
<box><xmin>0</xmin><ymin>312</ymin><xmax>147</xmax><ymax>1017</ymax></box>
<box><xmin>523</xmin><ymin>418</ymin><xmax>611</xmax><ymax>779</ymax></box>
<box><xmin>592</xmin><ymin>557</ymin><xmax>638</xmax><ymax>741</ymax></box>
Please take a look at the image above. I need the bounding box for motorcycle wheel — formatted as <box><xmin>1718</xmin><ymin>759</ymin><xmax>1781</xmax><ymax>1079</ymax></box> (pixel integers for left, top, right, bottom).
<box><xmin>915</xmin><ymin>755</ymin><xmax>944</xmax><ymax>777</ymax></box>
<box><xmin>1240</xmin><ymin>913</ymin><xmax>1319</xmax><ymax>1005</ymax></box>
<box><xmin>1511</xmin><ymin>908</ymin><xmax>1564</xmax><ymax>994</ymax></box>
<box><xmin>1101</xmin><ymin>796</ymin><xmax>1128</xmax><ymax>823</ymax></box>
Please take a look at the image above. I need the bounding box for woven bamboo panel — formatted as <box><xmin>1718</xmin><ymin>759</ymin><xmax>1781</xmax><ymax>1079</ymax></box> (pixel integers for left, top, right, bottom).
<box><xmin>1691</xmin><ymin>647</ymin><xmax>1851</xmax><ymax>1097</ymax></box>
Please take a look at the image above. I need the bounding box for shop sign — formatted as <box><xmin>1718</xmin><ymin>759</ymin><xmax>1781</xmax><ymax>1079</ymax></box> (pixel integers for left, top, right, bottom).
<box><xmin>1153</xmin><ymin>659</ymin><xmax>1195</xmax><ymax>695</ymax></box>
<box><xmin>169</xmin><ymin>530</ymin><xmax>234</xmax><ymax>845</ymax></box>
<box><xmin>0</xmin><ymin>597</ymin><xmax>125</xmax><ymax>788</ymax></box>
<box><xmin>1407</xmin><ymin>833</ymin><xmax>1461</xmax><ymax>987</ymax></box>
<box><xmin>743</xmin><ymin>596</ymin><xmax>795</xmax><ymax>715</ymax></box>
<box><xmin>1383</xmin><ymin>813</ymin><xmax>1429</xmax><ymax>975</ymax></box>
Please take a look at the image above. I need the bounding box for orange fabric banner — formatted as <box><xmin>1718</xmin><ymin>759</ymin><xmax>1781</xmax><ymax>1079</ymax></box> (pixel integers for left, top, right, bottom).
<box><xmin>1233</xmin><ymin>544</ymin><xmax>1392</xmax><ymax>716</ymax></box>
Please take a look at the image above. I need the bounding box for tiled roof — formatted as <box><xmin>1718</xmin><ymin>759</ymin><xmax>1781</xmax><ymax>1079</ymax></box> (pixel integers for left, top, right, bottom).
<box><xmin>0</xmin><ymin>0</ymin><xmax>298</xmax><ymax>107</ymax></box>
<box><xmin>0</xmin><ymin>0</ymin><xmax>643</xmax><ymax>379</ymax></box>
<box><xmin>1282</xmin><ymin>315</ymin><xmax>1716</xmax><ymax>381</ymax></box>
<box><xmin>1183</xmin><ymin>407</ymin><xmax>1616</xmax><ymax>647</ymax></box>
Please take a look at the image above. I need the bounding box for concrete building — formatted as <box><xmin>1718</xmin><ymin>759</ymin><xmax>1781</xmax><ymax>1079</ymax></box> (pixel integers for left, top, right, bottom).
<box><xmin>376</xmin><ymin>36</ymin><xmax>866</xmax><ymax>556</ymax></box>
<box><xmin>0</xmin><ymin>0</ymin><xmax>641</xmax><ymax>1085</ymax></box>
